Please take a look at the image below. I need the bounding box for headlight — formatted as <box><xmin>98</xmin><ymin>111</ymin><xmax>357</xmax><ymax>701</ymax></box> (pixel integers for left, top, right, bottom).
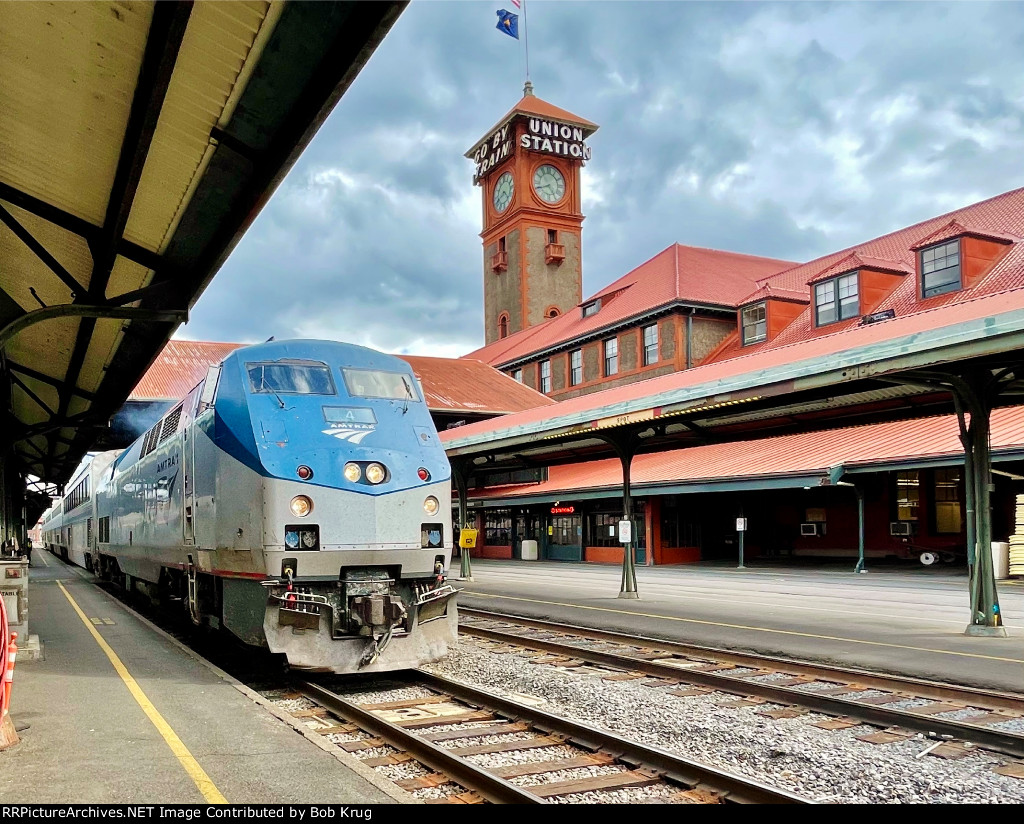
<box><xmin>366</xmin><ymin>462</ymin><xmax>387</xmax><ymax>484</ymax></box>
<box><xmin>423</xmin><ymin>496</ymin><xmax>439</xmax><ymax>515</ymax></box>
<box><xmin>343</xmin><ymin>463</ymin><xmax>361</xmax><ymax>482</ymax></box>
<box><xmin>290</xmin><ymin>495</ymin><xmax>313</xmax><ymax>517</ymax></box>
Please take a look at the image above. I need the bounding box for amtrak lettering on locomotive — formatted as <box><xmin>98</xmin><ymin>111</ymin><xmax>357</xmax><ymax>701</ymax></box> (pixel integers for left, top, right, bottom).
<box><xmin>43</xmin><ymin>341</ymin><xmax>458</xmax><ymax>673</ymax></box>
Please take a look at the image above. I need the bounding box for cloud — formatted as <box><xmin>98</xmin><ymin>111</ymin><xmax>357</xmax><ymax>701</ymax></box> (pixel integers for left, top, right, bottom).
<box><xmin>179</xmin><ymin>0</ymin><xmax>1024</xmax><ymax>357</ymax></box>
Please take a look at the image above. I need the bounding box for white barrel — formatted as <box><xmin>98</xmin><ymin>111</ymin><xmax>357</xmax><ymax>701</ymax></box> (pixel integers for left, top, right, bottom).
<box><xmin>992</xmin><ymin>541</ymin><xmax>1010</xmax><ymax>579</ymax></box>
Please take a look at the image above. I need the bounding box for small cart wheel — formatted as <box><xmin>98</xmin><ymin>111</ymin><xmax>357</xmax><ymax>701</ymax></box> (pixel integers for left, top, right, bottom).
<box><xmin>919</xmin><ymin>551</ymin><xmax>939</xmax><ymax>566</ymax></box>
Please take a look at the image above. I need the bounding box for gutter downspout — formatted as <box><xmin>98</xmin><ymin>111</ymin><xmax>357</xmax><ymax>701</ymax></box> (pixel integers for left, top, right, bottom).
<box><xmin>685</xmin><ymin>308</ymin><xmax>694</xmax><ymax>370</ymax></box>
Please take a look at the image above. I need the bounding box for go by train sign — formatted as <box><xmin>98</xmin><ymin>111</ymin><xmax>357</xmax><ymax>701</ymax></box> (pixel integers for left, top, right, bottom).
<box><xmin>471</xmin><ymin>117</ymin><xmax>593</xmax><ymax>183</ymax></box>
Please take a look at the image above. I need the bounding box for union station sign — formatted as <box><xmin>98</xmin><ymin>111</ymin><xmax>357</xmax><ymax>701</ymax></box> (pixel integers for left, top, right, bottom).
<box><xmin>472</xmin><ymin>117</ymin><xmax>593</xmax><ymax>183</ymax></box>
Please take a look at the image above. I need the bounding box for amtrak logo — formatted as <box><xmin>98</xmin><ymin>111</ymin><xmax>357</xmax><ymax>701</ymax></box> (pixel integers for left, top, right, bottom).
<box><xmin>322</xmin><ymin>427</ymin><xmax>373</xmax><ymax>444</ymax></box>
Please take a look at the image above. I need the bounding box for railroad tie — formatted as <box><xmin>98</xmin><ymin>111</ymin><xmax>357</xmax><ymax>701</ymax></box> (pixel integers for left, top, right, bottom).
<box><xmin>447</xmin><ymin>734</ymin><xmax>564</xmax><ymax>757</ymax></box>
<box><xmin>421</xmin><ymin>721</ymin><xmax>530</xmax><ymax>742</ymax></box>
<box><xmin>358</xmin><ymin>694</ymin><xmax>452</xmax><ymax>710</ymax></box>
<box><xmin>528</xmin><ymin>769</ymin><xmax>662</xmax><ymax>799</ymax></box>
<box><xmin>813</xmin><ymin>717</ymin><xmax>863</xmax><ymax>730</ymax></box>
<box><xmin>906</xmin><ymin>702</ymin><xmax>965</xmax><ymax>716</ymax></box>
<box><xmin>339</xmin><ymin>737</ymin><xmax>386</xmax><ymax>752</ymax></box>
<box><xmin>855</xmin><ymin>728</ymin><xmax>914</xmax><ymax>745</ymax></box>
<box><xmin>490</xmin><ymin>753</ymin><xmax>617</xmax><ymax>779</ymax></box>
<box><xmin>993</xmin><ymin>761</ymin><xmax>1024</xmax><ymax>779</ymax></box>
<box><xmin>394</xmin><ymin>773</ymin><xmax>451</xmax><ymax>791</ymax></box>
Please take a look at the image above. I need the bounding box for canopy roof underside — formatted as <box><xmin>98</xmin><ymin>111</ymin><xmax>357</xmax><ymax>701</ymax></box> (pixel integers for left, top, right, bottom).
<box><xmin>0</xmin><ymin>0</ymin><xmax>404</xmax><ymax>485</ymax></box>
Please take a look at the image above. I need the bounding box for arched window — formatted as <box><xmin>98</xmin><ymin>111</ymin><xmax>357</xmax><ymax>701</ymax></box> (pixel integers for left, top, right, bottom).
<box><xmin>544</xmin><ymin>307</ymin><xmax>560</xmax><ymax>319</ymax></box>
<box><xmin>498</xmin><ymin>313</ymin><xmax>509</xmax><ymax>339</ymax></box>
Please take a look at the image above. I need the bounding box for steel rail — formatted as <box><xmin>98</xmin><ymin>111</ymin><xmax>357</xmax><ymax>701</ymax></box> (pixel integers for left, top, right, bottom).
<box><xmin>410</xmin><ymin>670</ymin><xmax>809</xmax><ymax>804</ymax></box>
<box><xmin>458</xmin><ymin>610</ymin><xmax>1024</xmax><ymax>759</ymax></box>
<box><xmin>460</xmin><ymin>608</ymin><xmax>1024</xmax><ymax>710</ymax></box>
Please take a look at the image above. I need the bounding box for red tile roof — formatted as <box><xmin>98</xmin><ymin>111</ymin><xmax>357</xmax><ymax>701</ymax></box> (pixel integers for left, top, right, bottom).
<box><xmin>129</xmin><ymin>340</ymin><xmax>244</xmax><ymax>401</ymax></box>
<box><xmin>909</xmin><ymin>218</ymin><xmax>1019</xmax><ymax>250</ymax></box>
<box><xmin>711</xmin><ymin>186</ymin><xmax>1024</xmax><ymax>360</ymax></box>
<box><xmin>130</xmin><ymin>341</ymin><xmax>551</xmax><ymax>416</ymax></box>
<box><xmin>466</xmin><ymin>243</ymin><xmax>795</xmax><ymax>367</ymax></box>
<box><xmin>441</xmin><ymin>284</ymin><xmax>1024</xmax><ymax>446</ymax></box>
<box><xmin>469</xmin><ymin>407</ymin><xmax>1024</xmax><ymax>500</ymax></box>
<box><xmin>399</xmin><ymin>355</ymin><xmax>553</xmax><ymax>416</ymax></box>
<box><xmin>739</xmin><ymin>283</ymin><xmax>809</xmax><ymax>305</ymax></box>
<box><xmin>804</xmin><ymin>253</ymin><xmax>912</xmax><ymax>286</ymax></box>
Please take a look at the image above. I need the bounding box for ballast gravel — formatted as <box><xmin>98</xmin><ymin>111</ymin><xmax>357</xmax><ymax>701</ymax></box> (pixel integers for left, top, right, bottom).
<box><xmin>422</xmin><ymin>637</ymin><xmax>1024</xmax><ymax>804</ymax></box>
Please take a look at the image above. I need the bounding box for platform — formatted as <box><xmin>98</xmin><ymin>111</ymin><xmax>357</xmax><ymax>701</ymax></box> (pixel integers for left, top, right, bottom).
<box><xmin>454</xmin><ymin>559</ymin><xmax>1024</xmax><ymax>695</ymax></box>
<box><xmin>0</xmin><ymin>553</ymin><xmax>407</xmax><ymax>803</ymax></box>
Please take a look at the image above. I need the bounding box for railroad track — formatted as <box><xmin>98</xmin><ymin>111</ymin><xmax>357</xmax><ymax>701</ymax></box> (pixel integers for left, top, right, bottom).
<box><xmin>263</xmin><ymin>672</ymin><xmax>809</xmax><ymax>804</ymax></box>
<box><xmin>458</xmin><ymin>608</ymin><xmax>1024</xmax><ymax>760</ymax></box>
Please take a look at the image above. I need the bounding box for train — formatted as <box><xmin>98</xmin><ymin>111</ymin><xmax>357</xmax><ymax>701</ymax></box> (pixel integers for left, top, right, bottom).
<box><xmin>40</xmin><ymin>339</ymin><xmax>458</xmax><ymax>673</ymax></box>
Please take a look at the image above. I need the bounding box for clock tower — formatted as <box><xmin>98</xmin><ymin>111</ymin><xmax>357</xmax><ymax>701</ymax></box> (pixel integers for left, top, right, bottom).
<box><xmin>466</xmin><ymin>83</ymin><xmax>598</xmax><ymax>345</ymax></box>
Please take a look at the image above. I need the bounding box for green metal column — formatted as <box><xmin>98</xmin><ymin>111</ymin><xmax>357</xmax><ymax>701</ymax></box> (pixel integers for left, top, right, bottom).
<box><xmin>602</xmin><ymin>433</ymin><xmax>640</xmax><ymax>599</ymax></box>
<box><xmin>452</xmin><ymin>461</ymin><xmax>473</xmax><ymax>582</ymax></box>
<box><xmin>951</xmin><ymin>379</ymin><xmax>1004</xmax><ymax>637</ymax></box>
<box><xmin>737</xmin><ymin>505</ymin><xmax>745</xmax><ymax>569</ymax></box>
<box><xmin>967</xmin><ymin>406</ymin><xmax>1002</xmax><ymax>635</ymax></box>
<box><xmin>854</xmin><ymin>486</ymin><xmax>866</xmax><ymax>574</ymax></box>
<box><xmin>617</xmin><ymin>447</ymin><xmax>639</xmax><ymax>599</ymax></box>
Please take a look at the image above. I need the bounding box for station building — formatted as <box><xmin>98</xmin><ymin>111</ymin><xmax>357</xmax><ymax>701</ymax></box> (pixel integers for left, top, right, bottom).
<box><xmin>455</xmin><ymin>88</ymin><xmax>1024</xmax><ymax>568</ymax></box>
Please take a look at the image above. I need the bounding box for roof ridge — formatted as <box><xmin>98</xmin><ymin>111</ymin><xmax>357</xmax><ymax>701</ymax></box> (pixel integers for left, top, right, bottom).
<box><xmin>756</xmin><ymin>186</ymin><xmax>1024</xmax><ymax>288</ymax></box>
<box><xmin>674</xmin><ymin>243</ymin><xmax>680</xmax><ymax>298</ymax></box>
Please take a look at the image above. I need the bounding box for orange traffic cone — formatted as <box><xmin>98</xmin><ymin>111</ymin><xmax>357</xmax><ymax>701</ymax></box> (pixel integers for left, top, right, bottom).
<box><xmin>3</xmin><ymin>633</ymin><xmax>16</xmax><ymax>718</ymax></box>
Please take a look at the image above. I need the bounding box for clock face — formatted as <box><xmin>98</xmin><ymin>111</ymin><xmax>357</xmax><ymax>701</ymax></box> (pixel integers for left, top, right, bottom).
<box><xmin>492</xmin><ymin>172</ymin><xmax>514</xmax><ymax>213</ymax></box>
<box><xmin>533</xmin><ymin>164</ymin><xmax>566</xmax><ymax>204</ymax></box>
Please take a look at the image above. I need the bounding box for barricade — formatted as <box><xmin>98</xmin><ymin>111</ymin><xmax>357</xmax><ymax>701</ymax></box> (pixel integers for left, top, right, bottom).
<box><xmin>0</xmin><ymin>573</ymin><xmax>17</xmax><ymax>749</ymax></box>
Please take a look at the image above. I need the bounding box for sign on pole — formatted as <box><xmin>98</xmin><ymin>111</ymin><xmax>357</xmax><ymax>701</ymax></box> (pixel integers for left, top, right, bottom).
<box><xmin>736</xmin><ymin>517</ymin><xmax>747</xmax><ymax>532</ymax></box>
<box><xmin>618</xmin><ymin>520</ymin><xmax>632</xmax><ymax>543</ymax></box>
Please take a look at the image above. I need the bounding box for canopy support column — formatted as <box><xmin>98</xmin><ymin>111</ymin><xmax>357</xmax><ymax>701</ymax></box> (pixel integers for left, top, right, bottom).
<box><xmin>452</xmin><ymin>460</ymin><xmax>473</xmax><ymax>582</ymax></box>
<box><xmin>603</xmin><ymin>433</ymin><xmax>639</xmax><ymax>600</ymax></box>
<box><xmin>947</xmin><ymin>375</ymin><xmax>1005</xmax><ymax>636</ymax></box>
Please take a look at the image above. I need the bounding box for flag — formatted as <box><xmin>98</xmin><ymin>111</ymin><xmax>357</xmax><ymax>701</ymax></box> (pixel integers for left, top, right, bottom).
<box><xmin>510</xmin><ymin>0</ymin><xmax>521</xmax><ymax>7</ymax></box>
<box><xmin>496</xmin><ymin>9</ymin><xmax>519</xmax><ymax>39</ymax></box>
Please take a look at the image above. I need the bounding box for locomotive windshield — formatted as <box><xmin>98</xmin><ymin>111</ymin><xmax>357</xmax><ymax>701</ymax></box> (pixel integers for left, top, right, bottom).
<box><xmin>342</xmin><ymin>368</ymin><xmax>420</xmax><ymax>401</ymax></box>
<box><xmin>246</xmin><ymin>361</ymin><xmax>336</xmax><ymax>395</ymax></box>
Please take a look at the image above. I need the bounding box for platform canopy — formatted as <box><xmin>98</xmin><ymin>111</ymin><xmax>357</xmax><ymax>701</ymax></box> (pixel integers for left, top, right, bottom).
<box><xmin>0</xmin><ymin>1</ymin><xmax>405</xmax><ymax>486</ymax></box>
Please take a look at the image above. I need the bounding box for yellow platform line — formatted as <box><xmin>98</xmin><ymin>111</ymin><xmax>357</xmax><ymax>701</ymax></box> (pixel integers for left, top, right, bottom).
<box><xmin>467</xmin><ymin>591</ymin><xmax>1024</xmax><ymax>665</ymax></box>
<box><xmin>57</xmin><ymin>580</ymin><xmax>227</xmax><ymax>803</ymax></box>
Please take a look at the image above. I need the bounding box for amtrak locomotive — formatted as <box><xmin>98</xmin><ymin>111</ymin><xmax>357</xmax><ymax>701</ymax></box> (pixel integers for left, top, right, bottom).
<box><xmin>41</xmin><ymin>340</ymin><xmax>457</xmax><ymax>673</ymax></box>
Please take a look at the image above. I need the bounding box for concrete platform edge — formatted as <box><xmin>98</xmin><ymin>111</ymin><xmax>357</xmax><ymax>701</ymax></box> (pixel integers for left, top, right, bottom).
<box><xmin>78</xmin><ymin>569</ymin><xmax>417</xmax><ymax>804</ymax></box>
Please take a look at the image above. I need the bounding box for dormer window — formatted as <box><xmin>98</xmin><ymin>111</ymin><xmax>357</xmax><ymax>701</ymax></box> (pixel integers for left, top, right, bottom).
<box><xmin>920</xmin><ymin>239</ymin><xmax>961</xmax><ymax>298</ymax></box>
<box><xmin>741</xmin><ymin>303</ymin><xmax>766</xmax><ymax>345</ymax></box>
<box><xmin>581</xmin><ymin>300</ymin><xmax>600</xmax><ymax>318</ymax></box>
<box><xmin>814</xmin><ymin>273</ymin><xmax>859</xmax><ymax>326</ymax></box>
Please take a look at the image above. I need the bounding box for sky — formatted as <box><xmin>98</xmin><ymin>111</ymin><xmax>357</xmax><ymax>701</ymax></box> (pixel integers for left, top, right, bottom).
<box><xmin>177</xmin><ymin>0</ymin><xmax>1024</xmax><ymax>359</ymax></box>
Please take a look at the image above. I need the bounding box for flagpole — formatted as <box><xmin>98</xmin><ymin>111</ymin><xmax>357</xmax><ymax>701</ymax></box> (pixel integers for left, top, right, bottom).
<box><xmin>522</xmin><ymin>0</ymin><xmax>530</xmax><ymax>83</ymax></box>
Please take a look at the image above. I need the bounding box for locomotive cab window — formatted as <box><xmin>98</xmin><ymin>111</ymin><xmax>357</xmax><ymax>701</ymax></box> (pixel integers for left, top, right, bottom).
<box><xmin>342</xmin><ymin>368</ymin><xmax>421</xmax><ymax>402</ymax></box>
<box><xmin>247</xmin><ymin>361</ymin><xmax>336</xmax><ymax>395</ymax></box>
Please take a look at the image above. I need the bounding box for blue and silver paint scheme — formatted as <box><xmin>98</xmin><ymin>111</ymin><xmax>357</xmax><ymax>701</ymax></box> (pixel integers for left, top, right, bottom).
<box><xmin>40</xmin><ymin>451</ymin><xmax>119</xmax><ymax>569</ymax></box>
<box><xmin>92</xmin><ymin>340</ymin><xmax>457</xmax><ymax>673</ymax></box>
